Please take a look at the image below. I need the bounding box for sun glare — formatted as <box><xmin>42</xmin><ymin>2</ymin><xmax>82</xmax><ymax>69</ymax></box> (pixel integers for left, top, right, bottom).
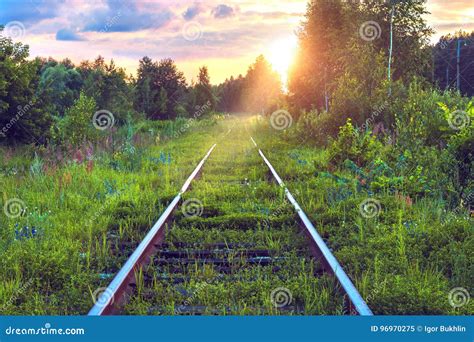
<box><xmin>267</xmin><ymin>36</ymin><xmax>298</xmax><ymax>92</ymax></box>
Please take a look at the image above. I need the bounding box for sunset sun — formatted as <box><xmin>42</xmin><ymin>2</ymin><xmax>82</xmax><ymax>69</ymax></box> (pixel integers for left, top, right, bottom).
<box><xmin>267</xmin><ymin>36</ymin><xmax>298</xmax><ymax>90</ymax></box>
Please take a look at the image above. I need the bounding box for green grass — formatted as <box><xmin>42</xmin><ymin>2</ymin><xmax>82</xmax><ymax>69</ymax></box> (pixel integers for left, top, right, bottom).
<box><xmin>0</xmin><ymin>114</ymin><xmax>471</xmax><ymax>315</ymax></box>
<box><xmin>0</xmin><ymin>117</ymin><xmax>223</xmax><ymax>314</ymax></box>
<box><xmin>124</xmin><ymin>119</ymin><xmax>345</xmax><ymax>315</ymax></box>
<box><xmin>250</xmin><ymin>116</ymin><xmax>473</xmax><ymax>315</ymax></box>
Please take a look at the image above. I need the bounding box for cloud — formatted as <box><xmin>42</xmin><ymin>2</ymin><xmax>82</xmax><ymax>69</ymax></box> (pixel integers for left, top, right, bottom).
<box><xmin>56</xmin><ymin>28</ymin><xmax>86</xmax><ymax>41</ymax></box>
<box><xmin>183</xmin><ymin>4</ymin><xmax>202</xmax><ymax>20</ymax></box>
<box><xmin>212</xmin><ymin>4</ymin><xmax>234</xmax><ymax>19</ymax></box>
<box><xmin>81</xmin><ymin>1</ymin><xmax>173</xmax><ymax>32</ymax></box>
<box><xmin>0</xmin><ymin>0</ymin><xmax>60</xmax><ymax>24</ymax></box>
<box><xmin>243</xmin><ymin>11</ymin><xmax>304</xmax><ymax>19</ymax></box>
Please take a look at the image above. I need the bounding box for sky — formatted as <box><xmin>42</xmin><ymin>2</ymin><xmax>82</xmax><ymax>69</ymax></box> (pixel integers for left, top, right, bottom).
<box><xmin>1</xmin><ymin>0</ymin><xmax>473</xmax><ymax>85</ymax></box>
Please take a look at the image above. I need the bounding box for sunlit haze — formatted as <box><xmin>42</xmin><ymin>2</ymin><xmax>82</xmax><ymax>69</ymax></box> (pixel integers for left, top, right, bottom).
<box><xmin>266</xmin><ymin>35</ymin><xmax>298</xmax><ymax>90</ymax></box>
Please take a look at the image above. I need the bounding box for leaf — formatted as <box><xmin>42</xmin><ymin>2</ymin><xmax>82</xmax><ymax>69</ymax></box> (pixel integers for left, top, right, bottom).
<box><xmin>436</xmin><ymin>102</ymin><xmax>449</xmax><ymax>114</ymax></box>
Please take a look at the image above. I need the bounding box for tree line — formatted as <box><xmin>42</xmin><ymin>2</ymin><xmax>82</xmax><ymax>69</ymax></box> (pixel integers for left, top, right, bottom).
<box><xmin>0</xmin><ymin>26</ymin><xmax>283</xmax><ymax>145</ymax></box>
<box><xmin>1</xmin><ymin>0</ymin><xmax>474</xmax><ymax>145</ymax></box>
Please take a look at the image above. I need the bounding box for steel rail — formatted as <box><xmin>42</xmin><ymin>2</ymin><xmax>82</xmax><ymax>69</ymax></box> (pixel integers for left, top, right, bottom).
<box><xmin>88</xmin><ymin>144</ymin><xmax>217</xmax><ymax>316</ymax></box>
<box><xmin>250</xmin><ymin>137</ymin><xmax>373</xmax><ymax>316</ymax></box>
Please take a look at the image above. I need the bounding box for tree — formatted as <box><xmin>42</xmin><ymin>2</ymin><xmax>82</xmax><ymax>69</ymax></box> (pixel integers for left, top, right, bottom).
<box><xmin>288</xmin><ymin>0</ymin><xmax>350</xmax><ymax>110</ymax></box>
<box><xmin>0</xmin><ymin>28</ymin><xmax>52</xmax><ymax>144</ymax></box>
<box><xmin>216</xmin><ymin>75</ymin><xmax>246</xmax><ymax>113</ymax></box>
<box><xmin>195</xmin><ymin>66</ymin><xmax>215</xmax><ymax>113</ymax></box>
<box><xmin>39</xmin><ymin>63</ymin><xmax>83</xmax><ymax>116</ymax></box>
<box><xmin>134</xmin><ymin>56</ymin><xmax>158</xmax><ymax>118</ymax></box>
<box><xmin>330</xmin><ymin>43</ymin><xmax>388</xmax><ymax>132</ymax></box>
<box><xmin>51</xmin><ymin>92</ymin><xmax>97</xmax><ymax>146</ymax></box>
<box><xmin>134</xmin><ymin>57</ymin><xmax>187</xmax><ymax>120</ymax></box>
<box><xmin>241</xmin><ymin>55</ymin><xmax>282</xmax><ymax>114</ymax></box>
<box><xmin>79</xmin><ymin>56</ymin><xmax>133</xmax><ymax>124</ymax></box>
<box><xmin>288</xmin><ymin>0</ymin><xmax>433</xmax><ymax>112</ymax></box>
<box><xmin>154</xmin><ymin>58</ymin><xmax>187</xmax><ymax>119</ymax></box>
<box><xmin>157</xmin><ymin>87</ymin><xmax>168</xmax><ymax>116</ymax></box>
<box><xmin>360</xmin><ymin>0</ymin><xmax>433</xmax><ymax>81</ymax></box>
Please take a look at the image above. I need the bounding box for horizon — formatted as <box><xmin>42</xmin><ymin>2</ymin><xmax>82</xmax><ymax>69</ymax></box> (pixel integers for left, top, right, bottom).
<box><xmin>1</xmin><ymin>0</ymin><xmax>473</xmax><ymax>85</ymax></box>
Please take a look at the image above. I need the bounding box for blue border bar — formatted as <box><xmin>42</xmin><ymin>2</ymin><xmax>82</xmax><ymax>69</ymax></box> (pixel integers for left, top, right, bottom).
<box><xmin>0</xmin><ymin>316</ymin><xmax>472</xmax><ymax>341</ymax></box>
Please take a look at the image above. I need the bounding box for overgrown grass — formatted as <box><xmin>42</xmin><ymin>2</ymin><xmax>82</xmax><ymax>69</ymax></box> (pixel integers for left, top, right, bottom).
<box><xmin>251</xmin><ymin>116</ymin><xmax>473</xmax><ymax>315</ymax></box>
<box><xmin>0</xmin><ymin>114</ymin><xmax>471</xmax><ymax>315</ymax></box>
<box><xmin>0</xmin><ymin>117</ymin><xmax>223</xmax><ymax>314</ymax></box>
<box><xmin>124</xmin><ymin>118</ymin><xmax>345</xmax><ymax>315</ymax></box>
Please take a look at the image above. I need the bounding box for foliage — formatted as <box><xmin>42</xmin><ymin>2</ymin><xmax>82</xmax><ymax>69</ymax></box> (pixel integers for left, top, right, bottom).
<box><xmin>330</xmin><ymin>45</ymin><xmax>388</xmax><ymax>126</ymax></box>
<box><xmin>79</xmin><ymin>56</ymin><xmax>133</xmax><ymax>124</ymax></box>
<box><xmin>39</xmin><ymin>63</ymin><xmax>83</xmax><ymax>116</ymax></box>
<box><xmin>294</xmin><ymin>109</ymin><xmax>339</xmax><ymax>146</ymax></box>
<box><xmin>0</xmin><ymin>29</ymin><xmax>52</xmax><ymax>144</ymax></box>
<box><xmin>216</xmin><ymin>55</ymin><xmax>282</xmax><ymax>114</ymax></box>
<box><xmin>241</xmin><ymin>55</ymin><xmax>282</xmax><ymax>114</ymax></box>
<box><xmin>195</xmin><ymin>66</ymin><xmax>215</xmax><ymax>112</ymax></box>
<box><xmin>289</xmin><ymin>0</ymin><xmax>433</xmax><ymax>112</ymax></box>
<box><xmin>134</xmin><ymin>57</ymin><xmax>187</xmax><ymax>120</ymax></box>
<box><xmin>328</xmin><ymin>119</ymin><xmax>383</xmax><ymax>167</ymax></box>
<box><xmin>51</xmin><ymin>92</ymin><xmax>97</xmax><ymax>146</ymax></box>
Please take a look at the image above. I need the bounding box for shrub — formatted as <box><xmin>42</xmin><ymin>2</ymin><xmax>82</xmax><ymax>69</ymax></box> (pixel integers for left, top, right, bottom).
<box><xmin>295</xmin><ymin>109</ymin><xmax>343</xmax><ymax>146</ymax></box>
<box><xmin>51</xmin><ymin>92</ymin><xmax>97</xmax><ymax>146</ymax></box>
<box><xmin>328</xmin><ymin>119</ymin><xmax>383</xmax><ymax>167</ymax></box>
<box><xmin>394</xmin><ymin>81</ymin><xmax>469</xmax><ymax>148</ymax></box>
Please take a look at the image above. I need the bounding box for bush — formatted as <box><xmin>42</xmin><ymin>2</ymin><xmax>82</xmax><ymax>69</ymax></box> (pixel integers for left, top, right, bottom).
<box><xmin>394</xmin><ymin>81</ymin><xmax>470</xmax><ymax>148</ymax></box>
<box><xmin>328</xmin><ymin>119</ymin><xmax>383</xmax><ymax>167</ymax></box>
<box><xmin>295</xmin><ymin>109</ymin><xmax>343</xmax><ymax>146</ymax></box>
<box><xmin>50</xmin><ymin>92</ymin><xmax>98</xmax><ymax>146</ymax></box>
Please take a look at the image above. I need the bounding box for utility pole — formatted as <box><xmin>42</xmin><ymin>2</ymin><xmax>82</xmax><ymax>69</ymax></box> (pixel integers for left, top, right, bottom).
<box><xmin>387</xmin><ymin>1</ymin><xmax>400</xmax><ymax>96</ymax></box>
<box><xmin>388</xmin><ymin>6</ymin><xmax>394</xmax><ymax>94</ymax></box>
<box><xmin>456</xmin><ymin>39</ymin><xmax>466</xmax><ymax>91</ymax></box>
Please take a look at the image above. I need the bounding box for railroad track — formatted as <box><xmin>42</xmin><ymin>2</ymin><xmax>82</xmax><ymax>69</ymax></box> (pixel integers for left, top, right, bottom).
<box><xmin>88</xmin><ymin>126</ymin><xmax>372</xmax><ymax>316</ymax></box>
